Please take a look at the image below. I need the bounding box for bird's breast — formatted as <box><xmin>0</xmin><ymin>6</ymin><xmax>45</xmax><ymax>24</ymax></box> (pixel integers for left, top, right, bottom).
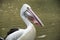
<box><xmin>19</xmin><ymin>26</ymin><xmax>36</xmax><ymax>40</ymax></box>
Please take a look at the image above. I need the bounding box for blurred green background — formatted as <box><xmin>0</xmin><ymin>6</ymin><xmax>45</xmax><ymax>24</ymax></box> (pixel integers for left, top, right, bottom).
<box><xmin>0</xmin><ymin>0</ymin><xmax>60</xmax><ymax>40</ymax></box>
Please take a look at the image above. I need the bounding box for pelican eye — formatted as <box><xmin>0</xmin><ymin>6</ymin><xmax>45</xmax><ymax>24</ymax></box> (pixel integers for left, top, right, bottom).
<box><xmin>24</xmin><ymin>10</ymin><xmax>28</xmax><ymax>17</ymax></box>
<box><xmin>24</xmin><ymin>7</ymin><xmax>31</xmax><ymax>17</ymax></box>
<box><xmin>24</xmin><ymin>7</ymin><xmax>29</xmax><ymax>15</ymax></box>
<box><xmin>27</xmin><ymin>7</ymin><xmax>29</xmax><ymax>9</ymax></box>
<box><xmin>24</xmin><ymin>7</ymin><xmax>29</xmax><ymax>13</ymax></box>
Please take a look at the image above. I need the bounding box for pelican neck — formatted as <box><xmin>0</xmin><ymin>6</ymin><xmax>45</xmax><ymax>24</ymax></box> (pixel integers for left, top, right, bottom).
<box><xmin>20</xmin><ymin>14</ymin><xmax>34</xmax><ymax>28</ymax></box>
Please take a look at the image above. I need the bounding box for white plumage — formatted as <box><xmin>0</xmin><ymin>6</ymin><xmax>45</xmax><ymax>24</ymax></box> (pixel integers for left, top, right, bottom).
<box><xmin>5</xmin><ymin>4</ymin><xmax>44</xmax><ymax>40</ymax></box>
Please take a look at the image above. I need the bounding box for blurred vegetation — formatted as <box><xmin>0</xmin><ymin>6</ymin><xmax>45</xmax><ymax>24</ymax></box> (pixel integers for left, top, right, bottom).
<box><xmin>0</xmin><ymin>0</ymin><xmax>60</xmax><ymax>40</ymax></box>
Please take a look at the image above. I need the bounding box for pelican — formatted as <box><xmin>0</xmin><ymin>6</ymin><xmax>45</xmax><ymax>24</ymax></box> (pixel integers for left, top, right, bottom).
<box><xmin>4</xmin><ymin>4</ymin><xmax>44</xmax><ymax>40</ymax></box>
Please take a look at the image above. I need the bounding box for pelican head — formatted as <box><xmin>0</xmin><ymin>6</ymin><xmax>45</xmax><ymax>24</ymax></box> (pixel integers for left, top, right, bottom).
<box><xmin>20</xmin><ymin>4</ymin><xmax>44</xmax><ymax>27</ymax></box>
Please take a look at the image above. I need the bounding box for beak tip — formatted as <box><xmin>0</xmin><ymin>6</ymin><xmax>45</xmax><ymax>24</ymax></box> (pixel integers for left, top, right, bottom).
<box><xmin>41</xmin><ymin>23</ymin><xmax>44</xmax><ymax>27</ymax></box>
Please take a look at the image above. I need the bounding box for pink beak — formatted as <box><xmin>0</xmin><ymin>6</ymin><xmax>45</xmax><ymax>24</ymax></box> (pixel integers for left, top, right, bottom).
<box><xmin>27</xmin><ymin>8</ymin><xmax>44</xmax><ymax>27</ymax></box>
